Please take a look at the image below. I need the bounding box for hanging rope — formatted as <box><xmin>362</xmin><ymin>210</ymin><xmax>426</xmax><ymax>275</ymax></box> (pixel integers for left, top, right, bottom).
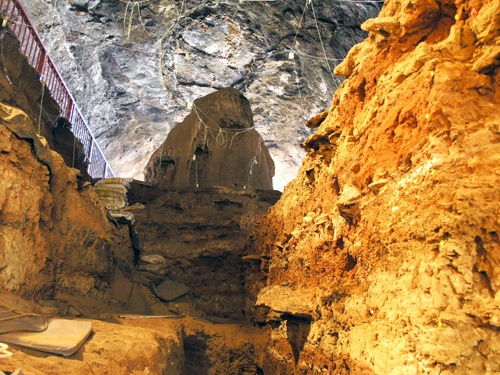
<box><xmin>290</xmin><ymin>1</ymin><xmax>308</xmax><ymax>56</ymax></box>
<box><xmin>194</xmin><ymin>154</ymin><xmax>199</xmax><ymax>188</ymax></box>
<box><xmin>246</xmin><ymin>155</ymin><xmax>257</xmax><ymax>189</ymax></box>
<box><xmin>23</xmin><ymin>80</ymin><xmax>46</xmax><ymax>225</ymax></box>
<box><xmin>286</xmin><ymin>47</ymin><xmax>344</xmax><ymax>62</ymax></box>
<box><xmin>121</xmin><ymin>0</ymin><xmax>152</xmax><ymax>39</ymax></box>
<box><xmin>192</xmin><ymin>104</ymin><xmax>256</xmax><ymax>150</ymax></box>
<box><xmin>157</xmin><ymin>142</ymin><xmax>164</xmax><ymax>176</ymax></box>
<box><xmin>310</xmin><ymin>0</ymin><xmax>336</xmax><ymax>96</ymax></box>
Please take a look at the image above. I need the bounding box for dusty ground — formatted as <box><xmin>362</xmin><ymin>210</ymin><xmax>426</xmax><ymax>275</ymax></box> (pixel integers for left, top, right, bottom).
<box><xmin>0</xmin><ymin>293</ymin><xmax>270</xmax><ymax>375</ymax></box>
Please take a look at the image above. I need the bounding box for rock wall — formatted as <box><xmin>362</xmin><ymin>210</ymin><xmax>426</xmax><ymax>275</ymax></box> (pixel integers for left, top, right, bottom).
<box><xmin>21</xmin><ymin>0</ymin><xmax>380</xmax><ymax>190</ymax></box>
<box><xmin>145</xmin><ymin>88</ymin><xmax>274</xmax><ymax>191</ymax></box>
<box><xmin>0</xmin><ymin>103</ymin><xmax>130</xmax><ymax>300</ymax></box>
<box><xmin>246</xmin><ymin>0</ymin><xmax>500</xmax><ymax>373</ymax></box>
<box><xmin>0</xmin><ymin>30</ymin><xmax>132</xmax><ymax>302</ymax></box>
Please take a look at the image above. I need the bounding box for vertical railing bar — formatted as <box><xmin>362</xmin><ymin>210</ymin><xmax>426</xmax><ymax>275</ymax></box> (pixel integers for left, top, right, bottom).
<box><xmin>12</xmin><ymin>12</ymin><xmax>19</xmax><ymax>33</ymax></box>
<box><xmin>19</xmin><ymin>21</ymin><xmax>28</xmax><ymax>48</ymax></box>
<box><xmin>23</xmin><ymin>32</ymin><xmax>32</xmax><ymax>60</ymax></box>
<box><xmin>27</xmin><ymin>36</ymin><xmax>36</xmax><ymax>65</ymax></box>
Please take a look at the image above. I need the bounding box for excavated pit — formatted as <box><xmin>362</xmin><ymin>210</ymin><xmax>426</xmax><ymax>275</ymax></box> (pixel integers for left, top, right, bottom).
<box><xmin>2</xmin><ymin>0</ymin><xmax>500</xmax><ymax>373</ymax></box>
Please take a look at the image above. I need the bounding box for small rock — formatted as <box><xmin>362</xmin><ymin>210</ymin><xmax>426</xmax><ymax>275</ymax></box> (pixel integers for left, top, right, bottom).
<box><xmin>139</xmin><ymin>254</ymin><xmax>166</xmax><ymax>264</ymax></box>
<box><xmin>338</xmin><ymin>185</ymin><xmax>361</xmax><ymax>206</ymax></box>
<box><xmin>68</xmin><ymin>305</ymin><xmax>82</xmax><ymax>317</ymax></box>
<box><xmin>256</xmin><ymin>285</ymin><xmax>314</xmax><ymax>319</ymax></box>
<box><xmin>337</xmin><ymin>185</ymin><xmax>362</xmax><ymax>221</ymax></box>
<box><xmin>368</xmin><ymin>179</ymin><xmax>388</xmax><ymax>194</ymax></box>
<box><xmin>361</xmin><ymin>16</ymin><xmax>401</xmax><ymax>36</ymax></box>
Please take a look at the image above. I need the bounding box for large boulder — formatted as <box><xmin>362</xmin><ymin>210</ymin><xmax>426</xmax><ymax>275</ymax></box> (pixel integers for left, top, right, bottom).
<box><xmin>145</xmin><ymin>88</ymin><xmax>274</xmax><ymax>191</ymax></box>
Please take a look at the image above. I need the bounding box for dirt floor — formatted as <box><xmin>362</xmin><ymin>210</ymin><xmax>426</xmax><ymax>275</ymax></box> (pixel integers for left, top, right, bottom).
<box><xmin>0</xmin><ymin>292</ymin><xmax>270</xmax><ymax>375</ymax></box>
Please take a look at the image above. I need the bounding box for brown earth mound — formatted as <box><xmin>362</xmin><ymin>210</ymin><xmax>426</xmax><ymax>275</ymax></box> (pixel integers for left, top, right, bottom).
<box><xmin>145</xmin><ymin>88</ymin><xmax>275</xmax><ymax>191</ymax></box>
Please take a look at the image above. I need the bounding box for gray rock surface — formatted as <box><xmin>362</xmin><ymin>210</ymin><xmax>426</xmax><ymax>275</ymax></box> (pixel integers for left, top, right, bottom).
<box><xmin>22</xmin><ymin>0</ymin><xmax>380</xmax><ymax>190</ymax></box>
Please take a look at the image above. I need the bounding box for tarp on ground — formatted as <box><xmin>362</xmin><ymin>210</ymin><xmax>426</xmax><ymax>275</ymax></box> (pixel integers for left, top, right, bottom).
<box><xmin>0</xmin><ymin>319</ymin><xmax>92</xmax><ymax>357</ymax></box>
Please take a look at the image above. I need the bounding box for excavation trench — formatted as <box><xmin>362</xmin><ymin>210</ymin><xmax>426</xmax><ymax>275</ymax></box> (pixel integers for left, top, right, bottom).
<box><xmin>116</xmin><ymin>314</ymin><xmax>270</xmax><ymax>375</ymax></box>
<box><xmin>111</xmin><ymin>182</ymin><xmax>282</xmax><ymax>374</ymax></box>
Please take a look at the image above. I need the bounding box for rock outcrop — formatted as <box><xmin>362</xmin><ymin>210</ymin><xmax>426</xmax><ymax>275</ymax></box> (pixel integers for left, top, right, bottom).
<box><xmin>0</xmin><ymin>103</ymin><xmax>133</xmax><ymax>300</ymax></box>
<box><xmin>145</xmin><ymin>88</ymin><xmax>274</xmax><ymax>191</ymax></box>
<box><xmin>0</xmin><ymin>29</ymin><xmax>88</xmax><ymax>177</ymax></box>
<box><xmin>246</xmin><ymin>0</ymin><xmax>500</xmax><ymax>373</ymax></box>
<box><xmin>21</xmin><ymin>0</ymin><xmax>381</xmax><ymax>190</ymax></box>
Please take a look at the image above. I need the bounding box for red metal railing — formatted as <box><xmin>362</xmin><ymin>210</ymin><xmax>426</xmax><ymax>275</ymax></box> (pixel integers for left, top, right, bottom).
<box><xmin>0</xmin><ymin>0</ymin><xmax>114</xmax><ymax>178</ymax></box>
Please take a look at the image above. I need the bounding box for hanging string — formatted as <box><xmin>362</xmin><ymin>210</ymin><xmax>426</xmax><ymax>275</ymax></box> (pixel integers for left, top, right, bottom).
<box><xmin>121</xmin><ymin>0</ymin><xmax>153</xmax><ymax>39</ymax></box>
<box><xmin>309</xmin><ymin>0</ymin><xmax>336</xmax><ymax>96</ymax></box>
<box><xmin>194</xmin><ymin>154</ymin><xmax>199</xmax><ymax>188</ymax></box>
<box><xmin>157</xmin><ymin>142</ymin><xmax>164</xmax><ymax>176</ymax></box>
<box><xmin>246</xmin><ymin>156</ymin><xmax>257</xmax><ymax>189</ymax></box>
<box><xmin>186</xmin><ymin>154</ymin><xmax>192</xmax><ymax>185</ymax></box>
<box><xmin>192</xmin><ymin>104</ymin><xmax>256</xmax><ymax>150</ymax></box>
<box><xmin>23</xmin><ymin>80</ymin><xmax>46</xmax><ymax>225</ymax></box>
<box><xmin>194</xmin><ymin>149</ymin><xmax>259</xmax><ymax>178</ymax></box>
<box><xmin>285</xmin><ymin>47</ymin><xmax>344</xmax><ymax>62</ymax></box>
<box><xmin>287</xmin><ymin>2</ymin><xmax>308</xmax><ymax>109</ymax></box>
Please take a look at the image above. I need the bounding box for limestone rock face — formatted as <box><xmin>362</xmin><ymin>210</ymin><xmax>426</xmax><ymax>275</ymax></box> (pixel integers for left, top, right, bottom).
<box><xmin>145</xmin><ymin>88</ymin><xmax>274</xmax><ymax>191</ymax></box>
<box><xmin>246</xmin><ymin>0</ymin><xmax>500</xmax><ymax>373</ymax></box>
<box><xmin>21</xmin><ymin>0</ymin><xmax>380</xmax><ymax>190</ymax></box>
